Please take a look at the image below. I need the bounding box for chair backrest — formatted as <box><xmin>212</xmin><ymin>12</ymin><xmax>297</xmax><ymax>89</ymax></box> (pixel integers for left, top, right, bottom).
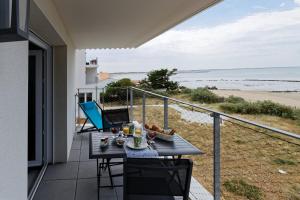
<box><xmin>124</xmin><ymin>158</ymin><xmax>193</xmax><ymax>200</ymax></box>
<box><xmin>102</xmin><ymin>108</ymin><xmax>129</xmax><ymax>131</ymax></box>
<box><xmin>79</xmin><ymin>101</ymin><xmax>103</xmax><ymax>129</ymax></box>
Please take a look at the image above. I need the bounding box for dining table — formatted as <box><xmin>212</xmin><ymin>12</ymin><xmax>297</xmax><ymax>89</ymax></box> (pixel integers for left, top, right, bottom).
<box><xmin>89</xmin><ymin>131</ymin><xmax>203</xmax><ymax>198</ymax></box>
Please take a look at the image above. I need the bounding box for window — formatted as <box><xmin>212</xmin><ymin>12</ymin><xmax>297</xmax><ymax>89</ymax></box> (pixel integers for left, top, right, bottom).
<box><xmin>78</xmin><ymin>93</ymin><xmax>85</xmax><ymax>103</ymax></box>
<box><xmin>86</xmin><ymin>93</ymin><xmax>93</xmax><ymax>102</ymax></box>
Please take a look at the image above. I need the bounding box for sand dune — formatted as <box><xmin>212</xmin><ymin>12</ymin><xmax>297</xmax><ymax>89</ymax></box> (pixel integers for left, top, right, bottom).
<box><xmin>213</xmin><ymin>90</ymin><xmax>300</xmax><ymax>108</ymax></box>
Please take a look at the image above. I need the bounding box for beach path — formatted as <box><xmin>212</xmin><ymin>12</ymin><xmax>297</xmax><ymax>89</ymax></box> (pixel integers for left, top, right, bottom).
<box><xmin>213</xmin><ymin>90</ymin><xmax>300</xmax><ymax>108</ymax></box>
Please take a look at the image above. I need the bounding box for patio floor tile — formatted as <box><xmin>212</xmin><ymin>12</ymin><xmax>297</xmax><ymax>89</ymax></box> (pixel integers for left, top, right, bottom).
<box><xmin>68</xmin><ymin>149</ymin><xmax>81</xmax><ymax>162</ymax></box>
<box><xmin>43</xmin><ymin>162</ymin><xmax>79</xmax><ymax>180</ymax></box>
<box><xmin>78</xmin><ymin>161</ymin><xmax>97</xmax><ymax>179</ymax></box>
<box><xmin>76</xmin><ymin>178</ymin><xmax>117</xmax><ymax>200</ymax></box>
<box><xmin>33</xmin><ymin>179</ymin><xmax>76</xmax><ymax>200</ymax></box>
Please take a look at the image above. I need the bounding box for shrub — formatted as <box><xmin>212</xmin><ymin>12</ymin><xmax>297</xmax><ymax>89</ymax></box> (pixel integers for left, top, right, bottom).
<box><xmin>257</xmin><ymin>100</ymin><xmax>295</xmax><ymax>119</ymax></box>
<box><xmin>224</xmin><ymin>179</ymin><xmax>263</xmax><ymax>200</ymax></box>
<box><xmin>220</xmin><ymin>100</ymin><xmax>298</xmax><ymax>120</ymax></box>
<box><xmin>179</xmin><ymin>86</ymin><xmax>193</xmax><ymax>94</ymax></box>
<box><xmin>294</xmin><ymin>109</ymin><xmax>300</xmax><ymax>125</ymax></box>
<box><xmin>226</xmin><ymin>95</ymin><xmax>245</xmax><ymax>103</ymax></box>
<box><xmin>220</xmin><ymin>102</ymin><xmax>260</xmax><ymax>114</ymax></box>
<box><xmin>190</xmin><ymin>88</ymin><xmax>224</xmax><ymax>104</ymax></box>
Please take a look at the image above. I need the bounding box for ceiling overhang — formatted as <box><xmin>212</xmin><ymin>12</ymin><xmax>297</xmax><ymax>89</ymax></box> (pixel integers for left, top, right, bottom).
<box><xmin>49</xmin><ymin>0</ymin><xmax>221</xmax><ymax>49</ymax></box>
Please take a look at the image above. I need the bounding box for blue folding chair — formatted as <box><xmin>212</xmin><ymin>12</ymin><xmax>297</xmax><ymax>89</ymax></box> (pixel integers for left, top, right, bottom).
<box><xmin>78</xmin><ymin>101</ymin><xmax>103</xmax><ymax>133</ymax></box>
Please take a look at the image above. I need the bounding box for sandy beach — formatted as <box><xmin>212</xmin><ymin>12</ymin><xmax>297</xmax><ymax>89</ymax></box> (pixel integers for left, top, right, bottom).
<box><xmin>213</xmin><ymin>90</ymin><xmax>300</xmax><ymax>108</ymax></box>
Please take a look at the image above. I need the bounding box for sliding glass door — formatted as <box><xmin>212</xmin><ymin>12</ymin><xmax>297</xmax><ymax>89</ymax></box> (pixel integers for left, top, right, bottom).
<box><xmin>28</xmin><ymin>50</ymin><xmax>43</xmax><ymax>167</ymax></box>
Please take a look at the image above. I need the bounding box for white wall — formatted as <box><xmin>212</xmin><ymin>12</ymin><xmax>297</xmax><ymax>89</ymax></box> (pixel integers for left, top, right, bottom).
<box><xmin>86</xmin><ymin>68</ymin><xmax>98</xmax><ymax>84</ymax></box>
<box><xmin>53</xmin><ymin>46</ymin><xmax>68</xmax><ymax>162</ymax></box>
<box><xmin>52</xmin><ymin>45</ymin><xmax>76</xmax><ymax>162</ymax></box>
<box><xmin>75</xmin><ymin>50</ymin><xmax>86</xmax><ymax>89</ymax></box>
<box><xmin>67</xmin><ymin>46</ymin><xmax>76</xmax><ymax>156</ymax></box>
<box><xmin>0</xmin><ymin>41</ymin><xmax>28</xmax><ymax>200</ymax></box>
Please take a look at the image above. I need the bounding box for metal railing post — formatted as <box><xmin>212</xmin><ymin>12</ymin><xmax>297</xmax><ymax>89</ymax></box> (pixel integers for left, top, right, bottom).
<box><xmin>142</xmin><ymin>93</ymin><xmax>146</xmax><ymax>126</ymax></box>
<box><xmin>77</xmin><ymin>89</ymin><xmax>80</xmax><ymax>125</ymax></box>
<box><xmin>213</xmin><ymin>112</ymin><xmax>221</xmax><ymax>200</ymax></box>
<box><xmin>95</xmin><ymin>86</ymin><xmax>98</xmax><ymax>102</ymax></box>
<box><xmin>74</xmin><ymin>94</ymin><xmax>77</xmax><ymax>129</ymax></box>
<box><xmin>163</xmin><ymin>97</ymin><xmax>168</xmax><ymax>129</ymax></box>
<box><xmin>102</xmin><ymin>88</ymin><xmax>105</xmax><ymax>109</ymax></box>
<box><xmin>130</xmin><ymin>87</ymin><xmax>133</xmax><ymax>121</ymax></box>
<box><xmin>126</xmin><ymin>87</ymin><xmax>129</xmax><ymax>109</ymax></box>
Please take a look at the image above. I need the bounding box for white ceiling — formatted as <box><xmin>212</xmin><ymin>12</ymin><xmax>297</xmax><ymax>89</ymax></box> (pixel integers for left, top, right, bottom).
<box><xmin>51</xmin><ymin>0</ymin><xmax>221</xmax><ymax>49</ymax></box>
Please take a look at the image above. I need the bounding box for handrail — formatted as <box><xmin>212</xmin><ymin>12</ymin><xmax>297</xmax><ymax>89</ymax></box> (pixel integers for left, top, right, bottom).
<box><xmin>130</xmin><ymin>86</ymin><xmax>300</xmax><ymax>140</ymax></box>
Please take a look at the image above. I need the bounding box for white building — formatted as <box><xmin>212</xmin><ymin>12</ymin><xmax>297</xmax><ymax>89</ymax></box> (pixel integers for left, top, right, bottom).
<box><xmin>0</xmin><ymin>1</ymin><xmax>221</xmax><ymax>199</ymax></box>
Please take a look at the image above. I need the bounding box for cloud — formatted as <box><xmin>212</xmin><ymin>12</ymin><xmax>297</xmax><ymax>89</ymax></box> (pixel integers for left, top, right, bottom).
<box><xmin>280</xmin><ymin>2</ymin><xmax>286</xmax><ymax>7</ymax></box>
<box><xmin>87</xmin><ymin>5</ymin><xmax>300</xmax><ymax>72</ymax></box>
<box><xmin>295</xmin><ymin>0</ymin><xmax>300</xmax><ymax>5</ymax></box>
<box><xmin>253</xmin><ymin>5</ymin><xmax>266</xmax><ymax>10</ymax></box>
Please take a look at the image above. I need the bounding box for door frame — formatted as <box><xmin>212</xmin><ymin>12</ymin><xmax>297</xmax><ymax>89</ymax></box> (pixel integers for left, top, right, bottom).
<box><xmin>28</xmin><ymin>32</ymin><xmax>53</xmax><ymax>164</ymax></box>
<box><xmin>27</xmin><ymin>32</ymin><xmax>53</xmax><ymax>200</ymax></box>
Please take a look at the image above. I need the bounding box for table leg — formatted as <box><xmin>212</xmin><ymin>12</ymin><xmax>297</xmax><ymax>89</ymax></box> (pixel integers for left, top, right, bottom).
<box><xmin>107</xmin><ymin>158</ymin><xmax>114</xmax><ymax>188</ymax></box>
<box><xmin>97</xmin><ymin>158</ymin><xmax>100</xmax><ymax>200</ymax></box>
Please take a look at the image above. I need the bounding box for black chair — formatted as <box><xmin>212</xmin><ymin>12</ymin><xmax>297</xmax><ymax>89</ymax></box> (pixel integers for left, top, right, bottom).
<box><xmin>102</xmin><ymin>107</ymin><xmax>130</xmax><ymax>131</ymax></box>
<box><xmin>124</xmin><ymin>158</ymin><xmax>193</xmax><ymax>200</ymax></box>
<box><xmin>100</xmin><ymin>107</ymin><xmax>129</xmax><ymax>187</ymax></box>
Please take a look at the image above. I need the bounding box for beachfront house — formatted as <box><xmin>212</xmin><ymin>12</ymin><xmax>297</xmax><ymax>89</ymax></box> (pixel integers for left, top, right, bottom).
<box><xmin>0</xmin><ymin>0</ymin><xmax>222</xmax><ymax>199</ymax></box>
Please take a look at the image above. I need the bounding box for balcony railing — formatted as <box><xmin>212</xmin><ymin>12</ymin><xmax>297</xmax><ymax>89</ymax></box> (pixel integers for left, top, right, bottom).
<box><xmin>75</xmin><ymin>86</ymin><xmax>300</xmax><ymax>200</ymax></box>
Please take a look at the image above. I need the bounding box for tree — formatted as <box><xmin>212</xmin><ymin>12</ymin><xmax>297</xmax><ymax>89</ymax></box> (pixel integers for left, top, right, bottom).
<box><xmin>140</xmin><ymin>68</ymin><xmax>179</xmax><ymax>91</ymax></box>
<box><xmin>101</xmin><ymin>78</ymin><xmax>135</xmax><ymax>102</ymax></box>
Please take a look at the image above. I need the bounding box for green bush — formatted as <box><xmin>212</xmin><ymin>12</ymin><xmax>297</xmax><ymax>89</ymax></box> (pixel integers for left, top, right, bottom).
<box><xmin>179</xmin><ymin>86</ymin><xmax>193</xmax><ymax>94</ymax></box>
<box><xmin>190</xmin><ymin>88</ymin><xmax>224</xmax><ymax>104</ymax></box>
<box><xmin>226</xmin><ymin>95</ymin><xmax>245</xmax><ymax>103</ymax></box>
<box><xmin>220</xmin><ymin>100</ymin><xmax>299</xmax><ymax>120</ymax></box>
<box><xmin>220</xmin><ymin>102</ymin><xmax>261</xmax><ymax>114</ymax></box>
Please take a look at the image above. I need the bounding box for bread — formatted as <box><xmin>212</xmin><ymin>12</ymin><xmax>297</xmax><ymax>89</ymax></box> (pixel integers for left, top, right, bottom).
<box><xmin>144</xmin><ymin>124</ymin><xmax>150</xmax><ymax>129</ymax></box>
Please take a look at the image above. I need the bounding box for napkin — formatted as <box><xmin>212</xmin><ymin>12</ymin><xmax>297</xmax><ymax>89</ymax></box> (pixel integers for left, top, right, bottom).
<box><xmin>124</xmin><ymin>145</ymin><xmax>158</xmax><ymax>158</ymax></box>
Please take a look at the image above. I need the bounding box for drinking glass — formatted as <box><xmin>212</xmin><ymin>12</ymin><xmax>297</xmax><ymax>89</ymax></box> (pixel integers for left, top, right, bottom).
<box><xmin>122</xmin><ymin>124</ymin><xmax>130</xmax><ymax>137</ymax></box>
<box><xmin>135</xmin><ymin>127</ymin><xmax>142</xmax><ymax>136</ymax></box>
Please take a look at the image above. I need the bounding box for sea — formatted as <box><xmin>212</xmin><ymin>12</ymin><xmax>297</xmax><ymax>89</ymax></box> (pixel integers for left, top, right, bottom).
<box><xmin>109</xmin><ymin>66</ymin><xmax>300</xmax><ymax>92</ymax></box>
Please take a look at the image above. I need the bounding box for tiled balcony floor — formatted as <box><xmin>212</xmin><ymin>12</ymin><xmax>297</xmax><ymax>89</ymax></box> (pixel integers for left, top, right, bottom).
<box><xmin>33</xmin><ymin>132</ymin><xmax>213</xmax><ymax>200</ymax></box>
<box><xmin>33</xmin><ymin>133</ymin><xmax>122</xmax><ymax>200</ymax></box>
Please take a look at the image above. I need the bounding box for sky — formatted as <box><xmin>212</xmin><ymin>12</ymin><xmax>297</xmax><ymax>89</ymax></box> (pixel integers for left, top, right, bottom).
<box><xmin>87</xmin><ymin>0</ymin><xmax>300</xmax><ymax>73</ymax></box>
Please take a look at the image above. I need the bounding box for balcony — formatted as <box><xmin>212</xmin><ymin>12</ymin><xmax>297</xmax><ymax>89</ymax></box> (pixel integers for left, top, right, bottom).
<box><xmin>33</xmin><ymin>87</ymin><xmax>300</xmax><ymax>200</ymax></box>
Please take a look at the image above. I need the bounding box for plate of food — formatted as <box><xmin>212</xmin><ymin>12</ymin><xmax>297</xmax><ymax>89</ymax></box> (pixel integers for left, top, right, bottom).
<box><xmin>145</xmin><ymin>124</ymin><xmax>176</xmax><ymax>142</ymax></box>
<box><xmin>126</xmin><ymin>138</ymin><xmax>148</xmax><ymax>150</ymax></box>
<box><xmin>115</xmin><ymin>136</ymin><xmax>125</xmax><ymax>147</ymax></box>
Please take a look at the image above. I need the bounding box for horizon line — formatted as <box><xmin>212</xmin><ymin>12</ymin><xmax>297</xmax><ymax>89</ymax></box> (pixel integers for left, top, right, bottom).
<box><xmin>107</xmin><ymin>65</ymin><xmax>300</xmax><ymax>74</ymax></box>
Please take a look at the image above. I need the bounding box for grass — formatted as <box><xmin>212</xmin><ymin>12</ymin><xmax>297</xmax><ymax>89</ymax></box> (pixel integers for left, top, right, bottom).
<box><xmin>130</xmin><ymin>102</ymin><xmax>300</xmax><ymax>200</ymax></box>
<box><xmin>223</xmin><ymin>179</ymin><xmax>263</xmax><ymax>200</ymax></box>
<box><xmin>290</xmin><ymin>185</ymin><xmax>300</xmax><ymax>200</ymax></box>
